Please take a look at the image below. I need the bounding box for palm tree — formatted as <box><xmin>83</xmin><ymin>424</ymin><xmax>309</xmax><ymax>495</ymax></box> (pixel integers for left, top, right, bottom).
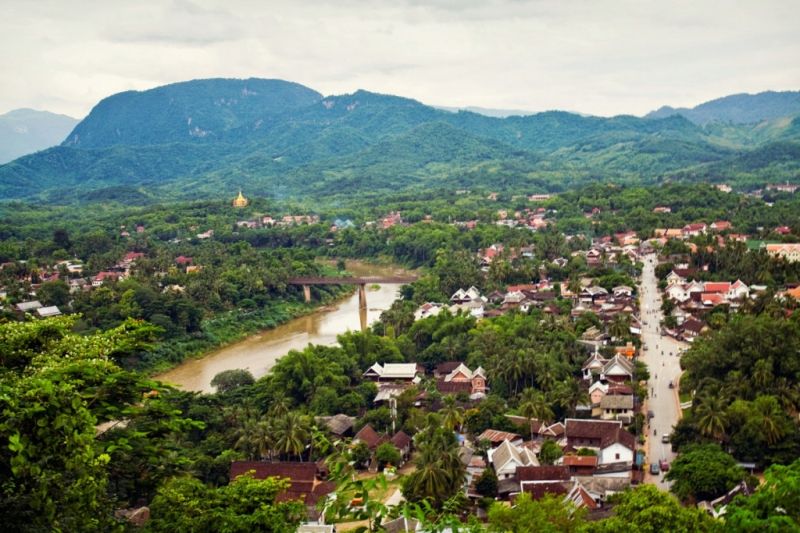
<box><xmin>272</xmin><ymin>411</ymin><xmax>311</xmax><ymax>460</ymax></box>
<box><xmin>754</xmin><ymin>396</ymin><xmax>786</xmax><ymax>446</ymax></box>
<box><xmin>609</xmin><ymin>314</ymin><xmax>631</xmax><ymax>342</ymax></box>
<box><xmin>695</xmin><ymin>396</ymin><xmax>728</xmax><ymax>442</ymax></box>
<box><xmin>518</xmin><ymin>388</ymin><xmax>554</xmax><ymax>440</ymax></box>
<box><xmin>439</xmin><ymin>395</ymin><xmax>464</xmax><ymax>432</ymax></box>
<box><xmin>233</xmin><ymin>416</ymin><xmax>273</xmax><ymax>460</ymax></box>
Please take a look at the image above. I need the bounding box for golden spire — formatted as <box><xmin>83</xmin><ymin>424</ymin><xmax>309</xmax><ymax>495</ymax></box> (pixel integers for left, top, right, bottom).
<box><xmin>232</xmin><ymin>189</ymin><xmax>249</xmax><ymax>207</ymax></box>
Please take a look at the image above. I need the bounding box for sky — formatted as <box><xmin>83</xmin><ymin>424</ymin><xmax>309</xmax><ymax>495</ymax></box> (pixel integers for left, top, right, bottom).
<box><xmin>2</xmin><ymin>0</ymin><xmax>799</xmax><ymax>119</ymax></box>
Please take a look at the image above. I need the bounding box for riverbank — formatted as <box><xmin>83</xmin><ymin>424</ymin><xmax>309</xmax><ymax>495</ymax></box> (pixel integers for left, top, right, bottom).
<box><xmin>143</xmin><ymin>285</ymin><xmax>354</xmax><ymax>375</ymax></box>
<box><xmin>154</xmin><ymin>260</ymin><xmax>412</xmax><ymax>392</ymax></box>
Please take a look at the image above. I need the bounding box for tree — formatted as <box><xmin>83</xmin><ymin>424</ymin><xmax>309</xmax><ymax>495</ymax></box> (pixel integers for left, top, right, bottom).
<box><xmin>402</xmin><ymin>415</ymin><xmax>465</xmax><ymax>508</ymax></box>
<box><xmin>147</xmin><ymin>475</ymin><xmax>305</xmax><ymax>532</ymax></box>
<box><xmin>375</xmin><ymin>443</ymin><xmax>402</xmax><ymax>469</ymax></box>
<box><xmin>694</xmin><ymin>396</ymin><xmax>729</xmax><ymax>442</ymax></box>
<box><xmin>36</xmin><ymin>280</ymin><xmax>70</xmax><ymax>307</ymax></box>
<box><xmin>665</xmin><ymin>444</ymin><xmax>746</xmax><ymax>502</ymax></box>
<box><xmin>211</xmin><ymin>369</ymin><xmax>255</xmax><ymax>393</ymax></box>
<box><xmin>350</xmin><ymin>441</ymin><xmax>371</xmax><ymax>469</ymax></box>
<box><xmin>487</xmin><ymin>493</ymin><xmax>585</xmax><ymax>532</ymax></box>
<box><xmin>272</xmin><ymin>411</ymin><xmax>311</xmax><ymax>460</ymax></box>
<box><xmin>539</xmin><ymin>440</ymin><xmax>563</xmax><ymax>465</ymax></box>
<box><xmin>588</xmin><ymin>485</ymin><xmax>720</xmax><ymax>532</ymax></box>
<box><xmin>475</xmin><ymin>468</ymin><xmax>498</xmax><ymax>498</ymax></box>
<box><xmin>439</xmin><ymin>395</ymin><xmax>465</xmax><ymax>432</ymax></box>
<box><xmin>724</xmin><ymin>458</ymin><xmax>800</xmax><ymax>530</ymax></box>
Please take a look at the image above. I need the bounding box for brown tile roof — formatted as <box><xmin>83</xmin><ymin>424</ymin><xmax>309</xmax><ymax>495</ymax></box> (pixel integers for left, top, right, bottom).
<box><xmin>230</xmin><ymin>461</ymin><xmax>333</xmax><ymax>505</ymax></box>
<box><xmin>478</xmin><ymin>429</ymin><xmax>522</xmax><ymax>444</ymax></box>
<box><xmin>435</xmin><ymin>361</ymin><xmax>463</xmax><ymax>375</ymax></box>
<box><xmin>390</xmin><ymin>431</ymin><xmax>412</xmax><ymax>450</ymax></box>
<box><xmin>354</xmin><ymin>424</ymin><xmax>383</xmax><ymax>449</ymax></box>
<box><xmin>562</xmin><ymin>455</ymin><xmax>599</xmax><ymax>468</ymax></box>
<box><xmin>516</xmin><ymin>465</ymin><xmax>571</xmax><ymax>482</ymax></box>
<box><xmin>565</xmin><ymin>419</ymin><xmax>634</xmax><ymax>450</ymax></box>
<box><xmin>520</xmin><ymin>480</ymin><xmax>571</xmax><ymax>499</ymax></box>
<box><xmin>436</xmin><ymin>380</ymin><xmax>472</xmax><ymax>394</ymax></box>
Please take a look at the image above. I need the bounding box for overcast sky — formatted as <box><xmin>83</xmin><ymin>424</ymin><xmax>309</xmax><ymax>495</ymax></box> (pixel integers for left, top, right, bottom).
<box><xmin>2</xmin><ymin>0</ymin><xmax>798</xmax><ymax>118</ymax></box>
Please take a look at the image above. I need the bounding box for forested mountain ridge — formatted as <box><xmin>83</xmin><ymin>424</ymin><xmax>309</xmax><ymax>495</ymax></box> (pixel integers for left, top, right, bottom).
<box><xmin>0</xmin><ymin>78</ymin><xmax>798</xmax><ymax>204</ymax></box>
<box><xmin>646</xmin><ymin>90</ymin><xmax>800</xmax><ymax>125</ymax></box>
<box><xmin>0</xmin><ymin>108</ymin><xmax>78</xmax><ymax>164</ymax></box>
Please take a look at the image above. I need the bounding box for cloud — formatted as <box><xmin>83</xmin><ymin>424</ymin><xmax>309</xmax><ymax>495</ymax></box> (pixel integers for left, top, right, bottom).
<box><xmin>0</xmin><ymin>0</ymin><xmax>797</xmax><ymax>118</ymax></box>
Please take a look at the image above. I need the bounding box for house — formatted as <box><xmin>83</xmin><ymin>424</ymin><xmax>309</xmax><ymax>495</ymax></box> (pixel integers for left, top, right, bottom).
<box><xmin>448</xmin><ymin>299</ymin><xmax>485</xmax><ymax>318</ymax></box>
<box><xmin>599</xmin><ymin>394</ymin><xmax>634</xmax><ymax>423</ymax></box>
<box><xmin>666</xmin><ymin>284</ymin><xmax>689</xmax><ymax>302</ymax></box>
<box><xmin>414</xmin><ymin>302</ymin><xmax>443</xmax><ymax>321</ymax></box>
<box><xmin>682</xmin><ymin>316</ymin><xmax>708</xmax><ymax>341</ymax></box>
<box><xmin>229</xmin><ymin>462</ymin><xmax>334</xmax><ymax>519</ymax></box>
<box><xmin>175</xmin><ymin>255</ymin><xmax>193</xmax><ymax>266</ymax></box>
<box><xmin>92</xmin><ymin>271</ymin><xmax>120</xmax><ymax>287</ymax></box>
<box><xmin>766</xmin><ymin>243</ymin><xmax>800</xmax><ymax>262</ymax></box>
<box><xmin>614</xmin><ymin>342</ymin><xmax>636</xmax><ymax>359</ymax></box>
<box><xmin>450</xmin><ymin>286</ymin><xmax>482</xmax><ymax>304</ymax></box>
<box><xmin>564</xmin><ymin>419</ymin><xmax>635</xmax><ymax>465</ymax></box>
<box><xmin>612</xmin><ymin>285</ymin><xmax>633</xmax><ymax>298</ymax></box>
<box><xmin>561</xmin><ymin>455</ymin><xmax>599</xmax><ymax>476</ymax></box>
<box><xmin>774</xmin><ymin>226</ymin><xmax>792</xmax><ymax>235</ymax></box>
<box><xmin>581</xmin><ymin>351</ymin><xmax>608</xmax><ymax>380</ymax></box>
<box><xmin>390</xmin><ymin>431</ymin><xmax>413</xmax><ymax>462</ymax></box>
<box><xmin>354</xmin><ymin>424</ymin><xmax>385</xmax><ymax>450</ymax></box>
<box><xmin>196</xmin><ymin>229</ymin><xmax>214</xmax><ymax>239</ymax></box>
<box><xmin>437</xmin><ymin>363</ymin><xmax>487</xmax><ymax>398</ymax></box>
<box><xmin>710</xmin><ymin>221</ymin><xmax>732</xmax><ymax>232</ymax></box>
<box><xmin>315</xmin><ymin>414</ymin><xmax>356</xmax><ymax>437</ymax></box>
<box><xmin>488</xmin><ymin>439</ymin><xmax>540</xmax><ymax>479</ymax></box>
<box><xmin>15</xmin><ymin>300</ymin><xmax>42</xmax><ymax>313</ymax></box>
<box><xmin>35</xmin><ymin>306</ymin><xmax>62</xmax><ymax>318</ymax></box>
<box><xmin>477</xmin><ymin>429</ymin><xmax>523</xmax><ymax>448</ymax></box>
<box><xmin>363</xmin><ymin>363</ymin><xmax>421</xmax><ymax>382</ymax></box>
<box><xmin>683</xmin><ymin>223</ymin><xmax>707</xmax><ymax>237</ymax></box>
<box><xmin>653</xmin><ymin>206</ymin><xmax>672</xmax><ymax>213</ymax></box>
<box><xmin>601</xmin><ymin>355</ymin><xmax>634</xmax><ymax>383</ymax></box>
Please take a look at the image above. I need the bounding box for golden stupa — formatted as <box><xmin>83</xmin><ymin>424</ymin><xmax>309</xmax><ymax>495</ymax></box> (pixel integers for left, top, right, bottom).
<box><xmin>232</xmin><ymin>190</ymin><xmax>249</xmax><ymax>208</ymax></box>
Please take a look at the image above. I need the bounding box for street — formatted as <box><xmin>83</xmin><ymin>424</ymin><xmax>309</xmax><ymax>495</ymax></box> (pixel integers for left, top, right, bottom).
<box><xmin>638</xmin><ymin>253</ymin><xmax>687</xmax><ymax>490</ymax></box>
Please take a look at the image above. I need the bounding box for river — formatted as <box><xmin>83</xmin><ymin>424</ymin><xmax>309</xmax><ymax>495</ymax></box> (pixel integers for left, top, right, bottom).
<box><xmin>155</xmin><ymin>261</ymin><xmax>408</xmax><ymax>393</ymax></box>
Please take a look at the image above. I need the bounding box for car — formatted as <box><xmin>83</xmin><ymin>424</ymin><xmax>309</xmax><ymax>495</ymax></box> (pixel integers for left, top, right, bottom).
<box><xmin>647</xmin><ymin>410</ymin><xmax>654</xmax><ymax>420</ymax></box>
<box><xmin>661</xmin><ymin>434</ymin><xmax>670</xmax><ymax>443</ymax></box>
<box><xmin>659</xmin><ymin>459</ymin><xmax>670</xmax><ymax>471</ymax></box>
<box><xmin>668</xmin><ymin>380</ymin><xmax>674</xmax><ymax>389</ymax></box>
<box><xmin>649</xmin><ymin>462</ymin><xmax>660</xmax><ymax>475</ymax></box>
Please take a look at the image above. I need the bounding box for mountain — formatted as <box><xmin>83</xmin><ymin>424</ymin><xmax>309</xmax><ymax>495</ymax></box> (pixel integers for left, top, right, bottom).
<box><xmin>0</xmin><ymin>79</ymin><xmax>797</xmax><ymax>203</ymax></box>
<box><xmin>646</xmin><ymin>91</ymin><xmax>800</xmax><ymax>125</ymax></box>
<box><xmin>63</xmin><ymin>78</ymin><xmax>322</xmax><ymax>149</ymax></box>
<box><xmin>436</xmin><ymin>105</ymin><xmax>537</xmax><ymax>118</ymax></box>
<box><xmin>0</xmin><ymin>109</ymin><xmax>78</xmax><ymax>163</ymax></box>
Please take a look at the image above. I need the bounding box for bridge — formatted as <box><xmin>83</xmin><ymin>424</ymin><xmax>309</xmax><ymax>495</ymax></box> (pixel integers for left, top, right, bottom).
<box><xmin>287</xmin><ymin>276</ymin><xmax>417</xmax><ymax>330</ymax></box>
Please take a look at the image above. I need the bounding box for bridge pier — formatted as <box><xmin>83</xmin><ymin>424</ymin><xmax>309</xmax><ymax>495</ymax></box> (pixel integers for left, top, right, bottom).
<box><xmin>358</xmin><ymin>283</ymin><xmax>367</xmax><ymax>332</ymax></box>
<box><xmin>303</xmin><ymin>285</ymin><xmax>311</xmax><ymax>303</ymax></box>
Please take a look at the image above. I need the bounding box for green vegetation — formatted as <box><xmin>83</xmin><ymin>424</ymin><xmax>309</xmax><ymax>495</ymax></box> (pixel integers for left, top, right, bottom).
<box><xmin>1</xmin><ymin>79</ymin><xmax>799</xmax><ymax>204</ymax></box>
<box><xmin>665</xmin><ymin>444</ymin><xmax>748</xmax><ymax>502</ymax></box>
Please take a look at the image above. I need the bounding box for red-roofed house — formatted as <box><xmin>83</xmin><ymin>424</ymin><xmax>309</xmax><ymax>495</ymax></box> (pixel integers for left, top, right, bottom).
<box><xmin>683</xmin><ymin>223</ymin><xmax>707</xmax><ymax>237</ymax></box>
<box><xmin>710</xmin><ymin>221</ymin><xmax>732</xmax><ymax>232</ymax></box>
<box><xmin>175</xmin><ymin>255</ymin><xmax>193</xmax><ymax>265</ymax></box>
<box><xmin>564</xmin><ymin>419</ymin><xmax>635</xmax><ymax>465</ymax></box>
<box><xmin>704</xmin><ymin>282</ymin><xmax>731</xmax><ymax>294</ymax></box>
<box><xmin>229</xmin><ymin>461</ymin><xmax>334</xmax><ymax>519</ymax></box>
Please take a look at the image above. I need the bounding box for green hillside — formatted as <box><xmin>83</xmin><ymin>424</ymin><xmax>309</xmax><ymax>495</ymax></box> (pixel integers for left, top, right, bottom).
<box><xmin>0</xmin><ymin>78</ymin><xmax>798</xmax><ymax>203</ymax></box>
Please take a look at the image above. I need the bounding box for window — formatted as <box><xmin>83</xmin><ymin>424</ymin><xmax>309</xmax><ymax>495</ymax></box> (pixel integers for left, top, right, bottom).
<box><xmin>615</xmin><ymin>453</ymin><xmax>620</xmax><ymax>460</ymax></box>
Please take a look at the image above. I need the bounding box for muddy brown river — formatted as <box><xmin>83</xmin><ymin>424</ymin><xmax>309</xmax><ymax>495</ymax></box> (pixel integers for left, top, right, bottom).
<box><xmin>155</xmin><ymin>261</ymin><xmax>407</xmax><ymax>392</ymax></box>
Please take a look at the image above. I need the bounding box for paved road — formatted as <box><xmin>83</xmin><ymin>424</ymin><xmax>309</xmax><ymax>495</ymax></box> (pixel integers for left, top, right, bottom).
<box><xmin>638</xmin><ymin>253</ymin><xmax>687</xmax><ymax>490</ymax></box>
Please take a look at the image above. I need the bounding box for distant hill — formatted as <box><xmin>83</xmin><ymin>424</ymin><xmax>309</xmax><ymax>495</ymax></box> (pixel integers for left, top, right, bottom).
<box><xmin>0</xmin><ymin>79</ymin><xmax>797</xmax><ymax>203</ymax></box>
<box><xmin>0</xmin><ymin>109</ymin><xmax>78</xmax><ymax>163</ymax></box>
<box><xmin>646</xmin><ymin>91</ymin><xmax>800</xmax><ymax>125</ymax></box>
<box><xmin>63</xmin><ymin>78</ymin><xmax>322</xmax><ymax>149</ymax></box>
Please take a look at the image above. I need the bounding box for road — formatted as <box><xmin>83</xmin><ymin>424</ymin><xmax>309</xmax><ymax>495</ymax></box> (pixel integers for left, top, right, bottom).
<box><xmin>638</xmin><ymin>253</ymin><xmax>687</xmax><ymax>490</ymax></box>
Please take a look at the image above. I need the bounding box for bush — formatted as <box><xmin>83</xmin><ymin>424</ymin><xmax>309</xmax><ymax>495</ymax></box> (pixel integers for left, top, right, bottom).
<box><xmin>375</xmin><ymin>443</ymin><xmax>402</xmax><ymax>469</ymax></box>
<box><xmin>210</xmin><ymin>369</ymin><xmax>255</xmax><ymax>393</ymax></box>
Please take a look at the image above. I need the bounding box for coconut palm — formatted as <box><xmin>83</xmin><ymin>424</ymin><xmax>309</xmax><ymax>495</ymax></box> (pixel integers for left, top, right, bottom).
<box><xmin>439</xmin><ymin>395</ymin><xmax>464</xmax><ymax>432</ymax></box>
<box><xmin>695</xmin><ymin>396</ymin><xmax>728</xmax><ymax>442</ymax></box>
<box><xmin>518</xmin><ymin>388</ymin><xmax>554</xmax><ymax>440</ymax></box>
<box><xmin>233</xmin><ymin>416</ymin><xmax>273</xmax><ymax>460</ymax></box>
<box><xmin>754</xmin><ymin>395</ymin><xmax>786</xmax><ymax>446</ymax></box>
<box><xmin>272</xmin><ymin>411</ymin><xmax>311</xmax><ymax>460</ymax></box>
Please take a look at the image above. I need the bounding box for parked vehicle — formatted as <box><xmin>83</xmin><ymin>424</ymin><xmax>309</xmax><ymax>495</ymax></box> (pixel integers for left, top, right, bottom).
<box><xmin>659</xmin><ymin>459</ymin><xmax>670</xmax><ymax>471</ymax></box>
<box><xmin>650</xmin><ymin>462</ymin><xmax>660</xmax><ymax>475</ymax></box>
<box><xmin>662</xmin><ymin>434</ymin><xmax>670</xmax><ymax>443</ymax></box>
<box><xmin>647</xmin><ymin>410</ymin><xmax>654</xmax><ymax>420</ymax></box>
<box><xmin>668</xmin><ymin>381</ymin><xmax>674</xmax><ymax>389</ymax></box>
